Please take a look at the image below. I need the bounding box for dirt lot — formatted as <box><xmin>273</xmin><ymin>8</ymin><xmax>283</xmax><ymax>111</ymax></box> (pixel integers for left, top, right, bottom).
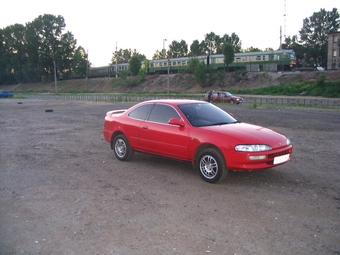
<box><xmin>0</xmin><ymin>99</ymin><xmax>339</xmax><ymax>255</ymax></box>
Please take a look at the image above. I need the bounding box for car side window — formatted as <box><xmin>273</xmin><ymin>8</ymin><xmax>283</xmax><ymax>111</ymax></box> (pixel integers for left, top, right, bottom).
<box><xmin>128</xmin><ymin>104</ymin><xmax>153</xmax><ymax>120</ymax></box>
<box><xmin>148</xmin><ymin>104</ymin><xmax>180</xmax><ymax>124</ymax></box>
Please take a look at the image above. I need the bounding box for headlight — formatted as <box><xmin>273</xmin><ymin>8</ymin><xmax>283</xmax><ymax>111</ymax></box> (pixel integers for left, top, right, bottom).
<box><xmin>286</xmin><ymin>138</ymin><xmax>291</xmax><ymax>145</ymax></box>
<box><xmin>235</xmin><ymin>144</ymin><xmax>272</xmax><ymax>152</ymax></box>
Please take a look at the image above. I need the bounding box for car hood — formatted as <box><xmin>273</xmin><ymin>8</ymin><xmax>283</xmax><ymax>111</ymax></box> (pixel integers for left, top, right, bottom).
<box><xmin>201</xmin><ymin>122</ymin><xmax>287</xmax><ymax>148</ymax></box>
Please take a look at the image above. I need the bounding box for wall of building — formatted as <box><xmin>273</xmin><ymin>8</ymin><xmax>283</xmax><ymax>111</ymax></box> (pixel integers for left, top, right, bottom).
<box><xmin>327</xmin><ymin>32</ymin><xmax>340</xmax><ymax>70</ymax></box>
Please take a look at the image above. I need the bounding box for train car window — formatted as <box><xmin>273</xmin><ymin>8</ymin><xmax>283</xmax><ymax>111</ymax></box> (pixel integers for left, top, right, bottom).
<box><xmin>216</xmin><ymin>58</ymin><xmax>223</xmax><ymax>63</ymax></box>
<box><xmin>236</xmin><ymin>57</ymin><xmax>241</xmax><ymax>62</ymax></box>
<box><xmin>256</xmin><ymin>56</ymin><xmax>261</xmax><ymax>60</ymax></box>
<box><xmin>282</xmin><ymin>53</ymin><xmax>287</xmax><ymax>58</ymax></box>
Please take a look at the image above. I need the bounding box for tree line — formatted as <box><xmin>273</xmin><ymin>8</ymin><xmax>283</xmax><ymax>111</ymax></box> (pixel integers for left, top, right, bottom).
<box><xmin>1</xmin><ymin>8</ymin><xmax>339</xmax><ymax>86</ymax></box>
<box><xmin>0</xmin><ymin>14</ymin><xmax>88</xmax><ymax>85</ymax></box>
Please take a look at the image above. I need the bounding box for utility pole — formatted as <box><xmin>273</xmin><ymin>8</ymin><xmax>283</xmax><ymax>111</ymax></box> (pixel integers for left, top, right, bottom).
<box><xmin>52</xmin><ymin>57</ymin><xmax>57</xmax><ymax>94</ymax></box>
<box><xmin>163</xmin><ymin>39</ymin><xmax>167</xmax><ymax>59</ymax></box>
<box><xmin>167</xmin><ymin>57</ymin><xmax>170</xmax><ymax>98</ymax></box>
<box><xmin>116</xmin><ymin>42</ymin><xmax>118</xmax><ymax>77</ymax></box>
<box><xmin>86</xmin><ymin>49</ymin><xmax>88</xmax><ymax>79</ymax></box>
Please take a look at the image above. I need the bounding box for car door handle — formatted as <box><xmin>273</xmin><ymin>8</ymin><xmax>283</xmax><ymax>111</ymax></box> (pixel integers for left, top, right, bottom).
<box><xmin>141</xmin><ymin>125</ymin><xmax>148</xmax><ymax>129</ymax></box>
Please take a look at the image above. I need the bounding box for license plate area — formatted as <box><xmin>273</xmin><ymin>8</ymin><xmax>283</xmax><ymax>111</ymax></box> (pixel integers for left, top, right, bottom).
<box><xmin>273</xmin><ymin>154</ymin><xmax>289</xmax><ymax>164</ymax></box>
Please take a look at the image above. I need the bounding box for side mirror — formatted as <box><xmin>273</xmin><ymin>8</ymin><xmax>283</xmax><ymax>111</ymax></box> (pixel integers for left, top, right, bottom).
<box><xmin>168</xmin><ymin>118</ymin><xmax>185</xmax><ymax>127</ymax></box>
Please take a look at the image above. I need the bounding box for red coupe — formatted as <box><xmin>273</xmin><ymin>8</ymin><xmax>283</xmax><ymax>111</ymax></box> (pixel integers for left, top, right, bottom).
<box><xmin>103</xmin><ymin>100</ymin><xmax>293</xmax><ymax>183</ymax></box>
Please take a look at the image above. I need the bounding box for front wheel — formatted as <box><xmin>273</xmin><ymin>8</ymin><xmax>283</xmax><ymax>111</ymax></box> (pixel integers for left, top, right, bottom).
<box><xmin>195</xmin><ymin>148</ymin><xmax>228</xmax><ymax>183</ymax></box>
<box><xmin>113</xmin><ymin>134</ymin><xmax>134</xmax><ymax>161</ymax></box>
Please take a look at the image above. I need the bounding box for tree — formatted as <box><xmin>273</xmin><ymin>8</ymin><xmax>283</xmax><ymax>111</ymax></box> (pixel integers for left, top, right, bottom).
<box><xmin>129</xmin><ymin>55</ymin><xmax>141</xmax><ymax>76</ymax></box>
<box><xmin>189</xmin><ymin>40</ymin><xmax>203</xmax><ymax>56</ymax></box>
<box><xmin>72</xmin><ymin>46</ymin><xmax>88</xmax><ymax>78</ymax></box>
<box><xmin>58</xmin><ymin>31</ymin><xmax>77</xmax><ymax>77</ymax></box>
<box><xmin>168</xmin><ymin>40</ymin><xmax>188</xmax><ymax>58</ymax></box>
<box><xmin>203</xmin><ymin>32</ymin><xmax>220</xmax><ymax>55</ymax></box>
<box><xmin>2</xmin><ymin>24</ymin><xmax>27</xmax><ymax>83</ymax></box>
<box><xmin>187</xmin><ymin>58</ymin><xmax>199</xmax><ymax>73</ymax></box>
<box><xmin>111</xmin><ymin>48</ymin><xmax>146</xmax><ymax>64</ymax></box>
<box><xmin>243</xmin><ymin>46</ymin><xmax>262</xmax><ymax>52</ymax></box>
<box><xmin>281</xmin><ymin>35</ymin><xmax>305</xmax><ymax>67</ymax></box>
<box><xmin>299</xmin><ymin>8</ymin><xmax>340</xmax><ymax>67</ymax></box>
<box><xmin>194</xmin><ymin>61</ymin><xmax>207</xmax><ymax>86</ymax></box>
<box><xmin>221</xmin><ymin>33</ymin><xmax>242</xmax><ymax>53</ymax></box>
<box><xmin>152</xmin><ymin>50</ymin><xmax>164</xmax><ymax>60</ymax></box>
<box><xmin>222</xmin><ymin>43</ymin><xmax>234</xmax><ymax>72</ymax></box>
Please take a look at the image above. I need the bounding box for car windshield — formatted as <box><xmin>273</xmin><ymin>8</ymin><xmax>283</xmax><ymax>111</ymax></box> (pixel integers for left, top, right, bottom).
<box><xmin>177</xmin><ymin>102</ymin><xmax>237</xmax><ymax>127</ymax></box>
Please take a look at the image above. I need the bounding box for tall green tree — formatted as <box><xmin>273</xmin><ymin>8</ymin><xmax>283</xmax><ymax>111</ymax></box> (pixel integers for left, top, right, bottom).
<box><xmin>2</xmin><ymin>24</ymin><xmax>27</xmax><ymax>83</ymax></box>
<box><xmin>72</xmin><ymin>46</ymin><xmax>88</xmax><ymax>78</ymax></box>
<box><xmin>299</xmin><ymin>8</ymin><xmax>340</xmax><ymax>67</ymax></box>
<box><xmin>111</xmin><ymin>48</ymin><xmax>145</xmax><ymax>64</ymax></box>
<box><xmin>221</xmin><ymin>33</ymin><xmax>242</xmax><ymax>53</ymax></box>
<box><xmin>168</xmin><ymin>40</ymin><xmax>188</xmax><ymax>58</ymax></box>
<box><xmin>152</xmin><ymin>49</ymin><xmax>164</xmax><ymax>60</ymax></box>
<box><xmin>189</xmin><ymin>40</ymin><xmax>203</xmax><ymax>56</ymax></box>
<box><xmin>282</xmin><ymin>35</ymin><xmax>305</xmax><ymax>67</ymax></box>
<box><xmin>194</xmin><ymin>61</ymin><xmax>207</xmax><ymax>86</ymax></box>
<box><xmin>222</xmin><ymin>43</ymin><xmax>235</xmax><ymax>72</ymax></box>
<box><xmin>129</xmin><ymin>55</ymin><xmax>141</xmax><ymax>76</ymax></box>
<box><xmin>203</xmin><ymin>32</ymin><xmax>220</xmax><ymax>55</ymax></box>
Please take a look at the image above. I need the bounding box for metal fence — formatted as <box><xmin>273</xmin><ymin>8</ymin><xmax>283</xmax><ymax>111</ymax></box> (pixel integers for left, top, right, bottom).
<box><xmin>19</xmin><ymin>94</ymin><xmax>340</xmax><ymax>108</ymax></box>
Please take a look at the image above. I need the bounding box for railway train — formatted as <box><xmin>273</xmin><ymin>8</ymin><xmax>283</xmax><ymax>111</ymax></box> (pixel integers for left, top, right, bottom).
<box><xmin>88</xmin><ymin>49</ymin><xmax>296</xmax><ymax>78</ymax></box>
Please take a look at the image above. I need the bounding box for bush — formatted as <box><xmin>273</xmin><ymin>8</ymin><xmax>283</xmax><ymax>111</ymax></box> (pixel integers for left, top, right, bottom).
<box><xmin>194</xmin><ymin>61</ymin><xmax>207</xmax><ymax>86</ymax></box>
<box><xmin>316</xmin><ymin>74</ymin><xmax>326</xmax><ymax>87</ymax></box>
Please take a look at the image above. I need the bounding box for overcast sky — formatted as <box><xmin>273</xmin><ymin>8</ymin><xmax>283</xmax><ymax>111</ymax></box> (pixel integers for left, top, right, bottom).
<box><xmin>1</xmin><ymin>0</ymin><xmax>339</xmax><ymax>66</ymax></box>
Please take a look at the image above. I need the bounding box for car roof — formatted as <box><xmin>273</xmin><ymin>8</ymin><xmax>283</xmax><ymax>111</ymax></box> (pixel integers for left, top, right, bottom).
<box><xmin>142</xmin><ymin>99</ymin><xmax>207</xmax><ymax>106</ymax></box>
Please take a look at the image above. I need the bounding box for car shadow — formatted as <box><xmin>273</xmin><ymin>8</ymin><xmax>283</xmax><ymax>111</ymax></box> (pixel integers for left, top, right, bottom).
<box><xmin>127</xmin><ymin>152</ymin><xmax>299</xmax><ymax>188</ymax></box>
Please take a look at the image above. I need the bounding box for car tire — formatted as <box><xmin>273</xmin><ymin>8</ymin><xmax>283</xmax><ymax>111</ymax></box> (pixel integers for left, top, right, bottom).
<box><xmin>113</xmin><ymin>134</ymin><xmax>134</xmax><ymax>161</ymax></box>
<box><xmin>196</xmin><ymin>148</ymin><xmax>228</xmax><ymax>183</ymax></box>
<box><xmin>229</xmin><ymin>100</ymin><xmax>235</xmax><ymax>104</ymax></box>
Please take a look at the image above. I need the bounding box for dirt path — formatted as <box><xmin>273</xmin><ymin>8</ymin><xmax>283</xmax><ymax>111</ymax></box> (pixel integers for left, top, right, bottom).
<box><xmin>0</xmin><ymin>99</ymin><xmax>339</xmax><ymax>255</ymax></box>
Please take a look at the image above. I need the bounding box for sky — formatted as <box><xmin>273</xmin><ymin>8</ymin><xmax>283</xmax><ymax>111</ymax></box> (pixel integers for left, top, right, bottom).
<box><xmin>1</xmin><ymin>0</ymin><xmax>339</xmax><ymax>67</ymax></box>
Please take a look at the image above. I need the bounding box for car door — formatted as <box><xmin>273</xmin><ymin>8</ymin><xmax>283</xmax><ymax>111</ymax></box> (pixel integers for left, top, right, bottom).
<box><xmin>125</xmin><ymin>103</ymin><xmax>154</xmax><ymax>151</ymax></box>
<box><xmin>140</xmin><ymin>104</ymin><xmax>190</xmax><ymax>160</ymax></box>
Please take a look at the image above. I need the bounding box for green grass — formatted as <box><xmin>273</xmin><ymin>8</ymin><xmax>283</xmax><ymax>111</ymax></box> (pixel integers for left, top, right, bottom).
<box><xmin>230</xmin><ymin>80</ymin><xmax>340</xmax><ymax>98</ymax></box>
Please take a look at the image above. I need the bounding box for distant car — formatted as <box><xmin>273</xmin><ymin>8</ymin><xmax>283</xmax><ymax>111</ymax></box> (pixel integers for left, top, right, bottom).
<box><xmin>0</xmin><ymin>90</ymin><xmax>13</xmax><ymax>98</ymax></box>
<box><xmin>205</xmin><ymin>91</ymin><xmax>243</xmax><ymax>104</ymax></box>
<box><xmin>103</xmin><ymin>99</ymin><xmax>293</xmax><ymax>183</ymax></box>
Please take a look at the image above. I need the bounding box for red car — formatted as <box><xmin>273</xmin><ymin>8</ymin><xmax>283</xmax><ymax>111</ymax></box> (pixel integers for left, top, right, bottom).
<box><xmin>103</xmin><ymin>100</ymin><xmax>293</xmax><ymax>183</ymax></box>
<box><xmin>204</xmin><ymin>91</ymin><xmax>243</xmax><ymax>104</ymax></box>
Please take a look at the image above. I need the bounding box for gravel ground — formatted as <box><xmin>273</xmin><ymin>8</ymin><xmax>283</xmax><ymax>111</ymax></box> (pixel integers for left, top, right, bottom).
<box><xmin>0</xmin><ymin>99</ymin><xmax>339</xmax><ymax>255</ymax></box>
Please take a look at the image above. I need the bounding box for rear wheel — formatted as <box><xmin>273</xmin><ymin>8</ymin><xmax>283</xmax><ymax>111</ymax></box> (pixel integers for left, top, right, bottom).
<box><xmin>196</xmin><ymin>148</ymin><xmax>228</xmax><ymax>183</ymax></box>
<box><xmin>113</xmin><ymin>134</ymin><xmax>134</xmax><ymax>161</ymax></box>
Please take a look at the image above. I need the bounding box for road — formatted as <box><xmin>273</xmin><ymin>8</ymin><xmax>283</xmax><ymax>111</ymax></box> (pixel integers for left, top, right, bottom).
<box><xmin>0</xmin><ymin>99</ymin><xmax>339</xmax><ymax>255</ymax></box>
